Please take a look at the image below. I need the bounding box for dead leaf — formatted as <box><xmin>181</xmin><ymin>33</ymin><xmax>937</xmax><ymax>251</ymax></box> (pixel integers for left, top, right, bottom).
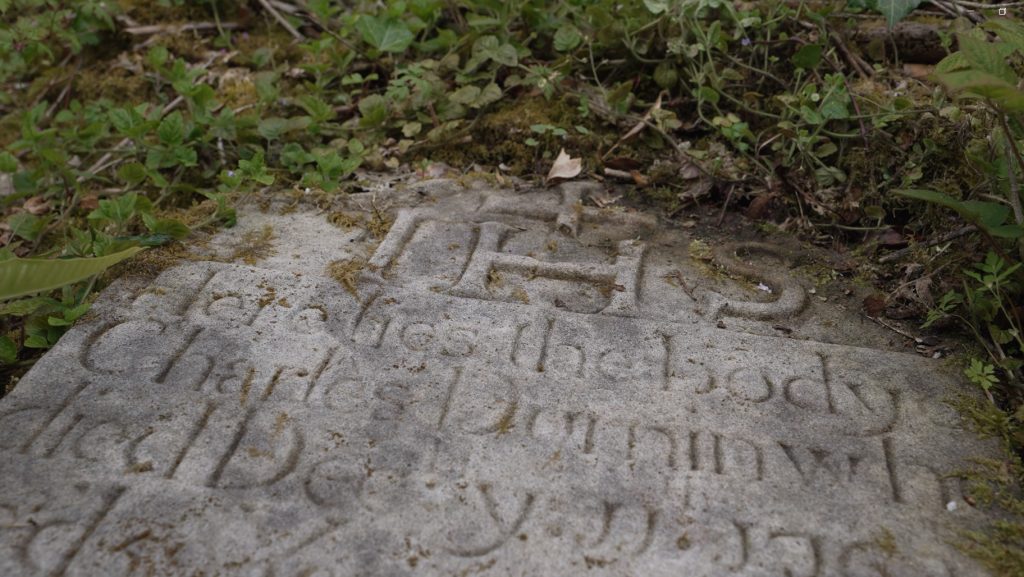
<box><xmin>630</xmin><ymin>170</ymin><xmax>649</xmax><ymax>187</ymax></box>
<box><xmin>679</xmin><ymin>160</ymin><xmax>702</xmax><ymax>180</ymax></box>
<box><xmin>590</xmin><ymin>190</ymin><xmax>622</xmax><ymax>208</ymax></box>
<box><xmin>23</xmin><ymin>196</ymin><xmax>52</xmax><ymax>215</ymax></box>
<box><xmin>903</xmin><ymin>63</ymin><xmax>933</xmax><ymax>79</ymax></box>
<box><xmin>744</xmin><ymin>194</ymin><xmax>773</xmax><ymax>220</ymax></box>
<box><xmin>604</xmin><ymin>157</ymin><xmax>643</xmax><ymax>171</ymax></box>
<box><xmin>546</xmin><ymin>148</ymin><xmax>582</xmax><ymax>183</ymax></box>
<box><xmin>79</xmin><ymin>194</ymin><xmax>99</xmax><ymax>211</ymax></box>
<box><xmin>863</xmin><ymin>294</ymin><xmax>886</xmax><ymax>317</ymax></box>
<box><xmin>879</xmin><ymin>229</ymin><xmax>906</xmax><ymax>248</ymax></box>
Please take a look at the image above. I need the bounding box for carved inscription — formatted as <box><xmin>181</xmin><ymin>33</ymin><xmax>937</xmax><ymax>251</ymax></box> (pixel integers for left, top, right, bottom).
<box><xmin>0</xmin><ymin>192</ymin><xmax>992</xmax><ymax>576</ymax></box>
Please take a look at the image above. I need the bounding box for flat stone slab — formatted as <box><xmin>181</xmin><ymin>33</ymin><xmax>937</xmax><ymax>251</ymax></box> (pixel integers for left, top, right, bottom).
<box><xmin>0</xmin><ymin>180</ymin><xmax>998</xmax><ymax>576</ymax></box>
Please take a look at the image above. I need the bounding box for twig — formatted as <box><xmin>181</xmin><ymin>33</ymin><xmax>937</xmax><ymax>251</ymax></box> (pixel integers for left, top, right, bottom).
<box><xmin>123</xmin><ymin>22</ymin><xmax>240</xmax><ymax>35</ymax></box>
<box><xmin>865</xmin><ymin>314</ymin><xmax>922</xmax><ymax>343</ymax></box>
<box><xmin>877</xmin><ymin>225</ymin><xmax>976</xmax><ymax>263</ymax></box>
<box><xmin>256</xmin><ymin>0</ymin><xmax>305</xmax><ymax>41</ymax></box>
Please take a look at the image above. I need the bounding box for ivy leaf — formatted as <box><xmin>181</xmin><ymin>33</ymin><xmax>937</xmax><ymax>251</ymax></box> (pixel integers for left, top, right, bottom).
<box><xmin>875</xmin><ymin>0</ymin><xmax>924</xmax><ymax>28</ymax></box>
<box><xmin>357</xmin><ymin>15</ymin><xmax>414</xmax><ymax>53</ymax></box>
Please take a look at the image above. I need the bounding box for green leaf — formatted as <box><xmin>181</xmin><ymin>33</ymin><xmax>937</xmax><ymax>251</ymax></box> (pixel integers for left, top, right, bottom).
<box><xmin>299</xmin><ymin>95</ymin><xmax>334</xmax><ymax>123</ymax></box>
<box><xmin>358</xmin><ymin>94</ymin><xmax>389</xmax><ymax>127</ymax></box>
<box><xmin>450</xmin><ymin>85</ymin><xmax>481</xmax><ymax>105</ymax></box>
<box><xmin>0</xmin><ymin>151</ymin><xmax>17</xmax><ymax>173</ymax></box>
<box><xmin>157</xmin><ymin>111</ymin><xmax>186</xmax><ymax>145</ymax></box>
<box><xmin>357</xmin><ymin>15</ymin><xmax>414</xmax><ymax>53</ymax></box>
<box><xmin>876</xmin><ymin>0</ymin><xmax>924</xmax><ymax>28</ymax></box>
<box><xmin>142</xmin><ymin>213</ymin><xmax>190</xmax><ymax>239</ymax></box>
<box><xmin>258</xmin><ymin>117</ymin><xmax>289</xmax><ymax>140</ymax></box>
<box><xmin>472</xmin><ymin>36</ymin><xmax>518</xmax><ymax>67</ymax></box>
<box><xmin>553</xmin><ymin>25</ymin><xmax>582</xmax><ymax>52</ymax></box>
<box><xmin>117</xmin><ymin>162</ymin><xmax>148</xmax><ymax>186</ymax></box>
<box><xmin>0</xmin><ymin>247</ymin><xmax>145</xmax><ymax>301</ymax></box>
<box><xmin>697</xmin><ymin>86</ymin><xmax>720</xmax><ymax>105</ymax></box>
<box><xmin>0</xmin><ymin>296</ymin><xmax>61</xmax><ymax>317</ymax></box>
<box><xmin>957</xmin><ymin>33</ymin><xmax>1016</xmax><ymax>85</ymax></box>
<box><xmin>0</xmin><ymin>335</ymin><xmax>16</xmax><ymax>365</ymax></box>
<box><xmin>791</xmin><ymin>44</ymin><xmax>822</xmax><ymax>70</ymax></box>
<box><xmin>7</xmin><ymin>213</ymin><xmax>46</xmax><ymax>242</ymax></box>
<box><xmin>895</xmin><ymin>189</ymin><xmax>1015</xmax><ymax>233</ymax></box>
<box><xmin>643</xmin><ymin>0</ymin><xmax>669</xmax><ymax>14</ymax></box>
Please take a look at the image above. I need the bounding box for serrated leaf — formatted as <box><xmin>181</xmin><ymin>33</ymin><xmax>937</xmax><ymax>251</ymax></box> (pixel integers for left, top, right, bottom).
<box><xmin>0</xmin><ymin>247</ymin><xmax>145</xmax><ymax>301</ymax></box>
<box><xmin>157</xmin><ymin>111</ymin><xmax>186</xmax><ymax>145</ymax></box>
<box><xmin>449</xmin><ymin>85</ymin><xmax>481</xmax><ymax>105</ymax></box>
<box><xmin>117</xmin><ymin>162</ymin><xmax>147</xmax><ymax>185</ymax></box>
<box><xmin>258</xmin><ymin>117</ymin><xmax>289</xmax><ymax>140</ymax></box>
<box><xmin>553</xmin><ymin>25</ymin><xmax>582</xmax><ymax>52</ymax></box>
<box><xmin>957</xmin><ymin>33</ymin><xmax>1016</xmax><ymax>84</ymax></box>
<box><xmin>876</xmin><ymin>0</ymin><xmax>924</xmax><ymax>28</ymax></box>
<box><xmin>357</xmin><ymin>15</ymin><xmax>414</xmax><ymax>53</ymax></box>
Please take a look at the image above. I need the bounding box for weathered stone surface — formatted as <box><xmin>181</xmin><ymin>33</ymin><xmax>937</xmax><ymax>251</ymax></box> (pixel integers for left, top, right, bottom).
<box><xmin>0</xmin><ymin>181</ymin><xmax>998</xmax><ymax>576</ymax></box>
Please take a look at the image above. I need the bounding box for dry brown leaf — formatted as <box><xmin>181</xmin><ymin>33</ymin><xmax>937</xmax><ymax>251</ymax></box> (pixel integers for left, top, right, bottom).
<box><xmin>23</xmin><ymin>196</ymin><xmax>52</xmax><ymax>215</ymax></box>
<box><xmin>79</xmin><ymin>194</ymin><xmax>99</xmax><ymax>211</ymax></box>
<box><xmin>546</xmin><ymin>148</ymin><xmax>582</xmax><ymax>183</ymax></box>
<box><xmin>863</xmin><ymin>294</ymin><xmax>886</xmax><ymax>317</ymax></box>
<box><xmin>590</xmin><ymin>190</ymin><xmax>622</xmax><ymax>208</ymax></box>
<box><xmin>629</xmin><ymin>170</ymin><xmax>649</xmax><ymax>187</ymax></box>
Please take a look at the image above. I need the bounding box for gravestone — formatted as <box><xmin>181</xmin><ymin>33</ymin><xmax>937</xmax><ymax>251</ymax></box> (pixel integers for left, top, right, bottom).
<box><xmin>0</xmin><ymin>180</ymin><xmax>998</xmax><ymax>576</ymax></box>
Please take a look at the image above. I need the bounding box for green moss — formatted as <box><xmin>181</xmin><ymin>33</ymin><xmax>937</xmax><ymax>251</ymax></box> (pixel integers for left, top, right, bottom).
<box><xmin>949</xmin><ymin>394</ymin><xmax>1024</xmax><ymax>576</ymax></box>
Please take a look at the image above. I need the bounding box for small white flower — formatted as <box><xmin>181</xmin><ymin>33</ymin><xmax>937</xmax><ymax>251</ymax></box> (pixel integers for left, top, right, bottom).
<box><xmin>304</xmin><ymin>187</ymin><xmax>311</xmax><ymax>194</ymax></box>
<box><xmin>227</xmin><ymin>170</ymin><xmax>235</xmax><ymax>178</ymax></box>
<box><xmin>946</xmin><ymin>501</ymin><xmax>957</xmax><ymax>512</ymax></box>
<box><xmin>756</xmin><ymin>283</ymin><xmax>772</xmax><ymax>294</ymax></box>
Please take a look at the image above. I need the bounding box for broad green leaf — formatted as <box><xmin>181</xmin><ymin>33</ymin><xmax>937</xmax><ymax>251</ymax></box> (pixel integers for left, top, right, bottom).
<box><xmin>876</xmin><ymin>0</ymin><xmax>924</xmax><ymax>28</ymax></box>
<box><xmin>643</xmin><ymin>0</ymin><xmax>669</xmax><ymax>14</ymax></box>
<box><xmin>935</xmin><ymin>52</ymin><xmax>970</xmax><ymax>75</ymax></box>
<box><xmin>935</xmin><ymin>70</ymin><xmax>1024</xmax><ymax>111</ymax></box>
<box><xmin>157</xmin><ymin>111</ymin><xmax>186</xmax><ymax>145</ymax></box>
<box><xmin>299</xmin><ymin>95</ymin><xmax>334</xmax><ymax>123</ymax></box>
<box><xmin>988</xmin><ymin>224</ymin><xmax>1024</xmax><ymax>239</ymax></box>
<box><xmin>554</xmin><ymin>25</ymin><xmax>582</xmax><ymax>52</ymax></box>
<box><xmin>791</xmin><ymin>44</ymin><xmax>822</xmax><ymax>70</ymax></box>
<box><xmin>7</xmin><ymin>213</ymin><xmax>46</xmax><ymax>242</ymax></box>
<box><xmin>0</xmin><ymin>247</ymin><xmax>145</xmax><ymax>301</ymax></box>
<box><xmin>358</xmin><ymin>94</ymin><xmax>389</xmax><ymax>127</ymax></box>
<box><xmin>450</xmin><ymin>85</ymin><xmax>482</xmax><ymax>105</ymax></box>
<box><xmin>117</xmin><ymin>162</ymin><xmax>147</xmax><ymax>185</ymax></box>
<box><xmin>258</xmin><ymin>117</ymin><xmax>289</xmax><ymax>140</ymax></box>
<box><xmin>961</xmin><ymin>200</ymin><xmax>1010</xmax><ymax>229</ymax></box>
<box><xmin>697</xmin><ymin>86</ymin><xmax>720</xmax><ymax>105</ymax></box>
<box><xmin>0</xmin><ymin>335</ymin><xmax>16</xmax><ymax>365</ymax></box>
<box><xmin>0</xmin><ymin>296</ymin><xmax>60</xmax><ymax>317</ymax></box>
<box><xmin>0</xmin><ymin>151</ymin><xmax>17</xmax><ymax>173</ymax></box>
<box><xmin>472</xmin><ymin>36</ymin><xmax>518</xmax><ymax>67</ymax></box>
<box><xmin>984</xmin><ymin>19</ymin><xmax>1024</xmax><ymax>54</ymax></box>
<box><xmin>957</xmin><ymin>33</ymin><xmax>1015</xmax><ymax>85</ymax></box>
<box><xmin>357</xmin><ymin>15</ymin><xmax>414</xmax><ymax>53</ymax></box>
